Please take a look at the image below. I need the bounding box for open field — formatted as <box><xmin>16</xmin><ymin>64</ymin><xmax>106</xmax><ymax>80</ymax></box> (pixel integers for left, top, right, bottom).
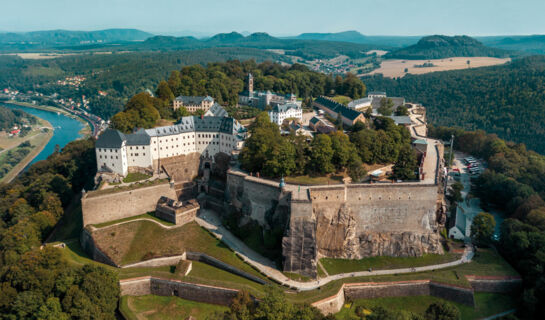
<box><xmin>335</xmin><ymin>293</ymin><xmax>516</xmax><ymax>320</ymax></box>
<box><xmin>366</xmin><ymin>57</ymin><xmax>511</xmax><ymax>78</ymax></box>
<box><xmin>120</xmin><ymin>295</ymin><xmax>228</xmax><ymax>320</ymax></box>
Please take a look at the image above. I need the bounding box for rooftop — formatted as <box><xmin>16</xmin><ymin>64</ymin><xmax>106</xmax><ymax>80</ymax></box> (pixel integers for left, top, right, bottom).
<box><xmin>314</xmin><ymin>96</ymin><xmax>363</xmax><ymax>121</ymax></box>
<box><xmin>271</xmin><ymin>103</ymin><xmax>301</xmax><ymax>113</ymax></box>
<box><xmin>174</xmin><ymin>95</ymin><xmax>214</xmax><ymax>105</ymax></box>
<box><xmin>96</xmin><ymin>128</ymin><xmax>126</xmax><ymax>148</ymax></box>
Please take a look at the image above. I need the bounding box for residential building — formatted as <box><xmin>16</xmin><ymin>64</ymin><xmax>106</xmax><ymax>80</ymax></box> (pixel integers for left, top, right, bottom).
<box><xmin>268</xmin><ymin>103</ymin><xmax>303</xmax><ymax>126</ymax></box>
<box><xmin>173</xmin><ymin>96</ymin><xmax>215</xmax><ymax>113</ymax></box>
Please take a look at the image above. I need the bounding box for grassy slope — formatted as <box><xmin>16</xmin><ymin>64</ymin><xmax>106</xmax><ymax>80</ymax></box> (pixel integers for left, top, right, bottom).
<box><xmin>91</xmin><ymin>220</ymin><xmax>265</xmax><ymax>279</ymax></box>
<box><xmin>321</xmin><ymin>251</ymin><xmax>462</xmax><ymax>275</ymax></box>
<box><xmin>335</xmin><ymin>293</ymin><xmax>517</xmax><ymax>320</ymax></box>
<box><xmin>120</xmin><ymin>295</ymin><xmax>228</xmax><ymax>320</ymax></box>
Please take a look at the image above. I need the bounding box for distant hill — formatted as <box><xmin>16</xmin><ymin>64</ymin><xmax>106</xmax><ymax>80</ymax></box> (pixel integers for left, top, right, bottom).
<box><xmin>478</xmin><ymin>35</ymin><xmax>545</xmax><ymax>54</ymax></box>
<box><xmin>0</xmin><ymin>29</ymin><xmax>153</xmax><ymax>50</ymax></box>
<box><xmin>291</xmin><ymin>31</ymin><xmax>420</xmax><ymax>47</ymax></box>
<box><xmin>385</xmin><ymin>35</ymin><xmax>512</xmax><ymax>59</ymax></box>
<box><xmin>139</xmin><ymin>32</ymin><xmax>380</xmax><ymax>60</ymax></box>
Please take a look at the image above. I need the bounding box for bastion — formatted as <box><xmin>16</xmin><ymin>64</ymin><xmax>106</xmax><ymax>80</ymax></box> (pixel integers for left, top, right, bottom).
<box><xmin>226</xmin><ymin>170</ymin><xmax>444</xmax><ymax>278</ymax></box>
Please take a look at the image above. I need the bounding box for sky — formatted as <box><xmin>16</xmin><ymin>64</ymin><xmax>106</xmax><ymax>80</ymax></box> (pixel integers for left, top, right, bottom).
<box><xmin>2</xmin><ymin>0</ymin><xmax>545</xmax><ymax>37</ymax></box>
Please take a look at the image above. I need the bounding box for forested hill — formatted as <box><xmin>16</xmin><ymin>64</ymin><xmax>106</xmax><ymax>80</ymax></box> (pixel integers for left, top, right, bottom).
<box><xmin>363</xmin><ymin>55</ymin><xmax>545</xmax><ymax>153</ymax></box>
<box><xmin>385</xmin><ymin>35</ymin><xmax>512</xmax><ymax>59</ymax></box>
<box><xmin>0</xmin><ymin>47</ymin><xmax>287</xmax><ymax>119</ymax></box>
<box><xmin>0</xmin><ymin>29</ymin><xmax>152</xmax><ymax>46</ymax></box>
<box><xmin>139</xmin><ymin>32</ymin><xmax>379</xmax><ymax>60</ymax></box>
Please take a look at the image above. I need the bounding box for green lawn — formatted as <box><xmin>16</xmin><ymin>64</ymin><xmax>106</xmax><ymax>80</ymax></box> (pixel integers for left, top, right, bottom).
<box><xmin>123</xmin><ymin>172</ymin><xmax>152</xmax><ymax>183</ymax></box>
<box><xmin>91</xmin><ymin>220</ymin><xmax>266</xmax><ymax>280</ymax></box>
<box><xmin>285</xmin><ymin>174</ymin><xmax>344</xmax><ymax>185</ymax></box>
<box><xmin>87</xmin><ymin>178</ymin><xmax>168</xmax><ymax>198</ymax></box>
<box><xmin>335</xmin><ymin>293</ymin><xmax>517</xmax><ymax>320</ymax></box>
<box><xmin>321</xmin><ymin>252</ymin><xmax>461</xmax><ymax>275</ymax></box>
<box><xmin>287</xmin><ymin>248</ymin><xmax>518</xmax><ymax>304</ymax></box>
<box><xmin>120</xmin><ymin>295</ymin><xmax>228</xmax><ymax>320</ymax></box>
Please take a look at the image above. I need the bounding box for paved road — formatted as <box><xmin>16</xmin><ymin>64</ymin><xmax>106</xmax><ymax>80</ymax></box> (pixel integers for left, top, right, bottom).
<box><xmin>196</xmin><ymin>209</ymin><xmax>474</xmax><ymax>291</ymax></box>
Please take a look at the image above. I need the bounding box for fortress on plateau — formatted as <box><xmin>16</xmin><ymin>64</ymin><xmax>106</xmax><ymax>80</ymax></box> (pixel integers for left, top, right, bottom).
<box><xmin>83</xmin><ymin>85</ymin><xmax>446</xmax><ymax>278</ymax></box>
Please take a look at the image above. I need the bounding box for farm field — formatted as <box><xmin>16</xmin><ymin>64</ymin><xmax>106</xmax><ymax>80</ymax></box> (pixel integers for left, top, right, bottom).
<box><xmin>366</xmin><ymin>56</ymin><xmax>511</xmax><ymax>78</ymax></box>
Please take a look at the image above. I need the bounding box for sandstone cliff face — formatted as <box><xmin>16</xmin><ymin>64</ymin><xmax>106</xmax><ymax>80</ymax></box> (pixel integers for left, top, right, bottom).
<box><xmin>314</xmin><ymin>203</ymin><xmax>443</xmax><ymax>259</ymax></box>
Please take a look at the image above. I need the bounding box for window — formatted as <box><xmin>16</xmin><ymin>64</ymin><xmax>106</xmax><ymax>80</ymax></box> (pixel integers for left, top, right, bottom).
<box><xmin>99</xmin><ymin>155</ymin><xmax>102</xmax><ymax>159</ymax></box>
<box><xmin>143</xmin><ymin>153</ymin><xmax>146</xmax><ymax>156</ymax></box>
<box><xmin>116</xmin><ymin>156</ymin><xmax>118</xmax><ymax>159</ymax></box>
<box><xmin>130</xmin><ymin>146</ymin><xmax>132</xmax><ymax>150</ymax></box>
<box><xmin>130</xmin><ymin>153</ymin><xmax>133</xmax><ymax>156</ymax></box>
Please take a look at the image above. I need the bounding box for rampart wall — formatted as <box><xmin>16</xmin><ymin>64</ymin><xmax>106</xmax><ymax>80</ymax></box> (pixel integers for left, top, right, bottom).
<box><xmin>120</xmin><ymin>277</ymin><xmax>239</xmax><ymax>306</ymax></box>
<box><xmin>311</xmin><ymin>277</ymin><xmax>520</xmax><ymax>315</ymax></box>
<box><xmin>81</xmin><ymin>182</ymin><xmax>177</xmax><ymax>226</ymax></box>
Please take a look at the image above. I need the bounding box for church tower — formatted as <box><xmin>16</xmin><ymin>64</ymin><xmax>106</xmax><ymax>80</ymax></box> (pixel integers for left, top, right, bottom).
<box><xmin>247</xmin><ymin>73</ymin><xmax>254</xmax><ymax>96</ymax></box>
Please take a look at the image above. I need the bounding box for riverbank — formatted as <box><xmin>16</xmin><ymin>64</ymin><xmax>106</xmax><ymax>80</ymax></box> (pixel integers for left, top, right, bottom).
<box><xmin>1</xmin><ymin>102</ymin><xmax>84</xmax><ymax>168</ymax></box>
<box><xmin>0</xmin><ymin>117</ymin><xmax>53</xmax><ymax>184</ymax></box>
<box><xmin>6</xmin><ymin>100</ymin><xmax>92</xmax><ymax>137</ymax></box>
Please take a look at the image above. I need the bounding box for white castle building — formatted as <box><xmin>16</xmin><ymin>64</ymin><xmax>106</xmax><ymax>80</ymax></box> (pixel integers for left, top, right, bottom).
<box><xmin>95</xmin><ymin>115</ymin><xmax>246</xmax><ymax>176</ymax></box>
<box><xmin>268</xmin><ymin>103</ymin><xmax>303</xmax><ymax>126</ymax></box>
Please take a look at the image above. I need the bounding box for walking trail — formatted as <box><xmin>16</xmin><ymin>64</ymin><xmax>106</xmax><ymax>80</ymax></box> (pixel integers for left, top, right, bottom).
<box><xmin>196</xmin><ymin>209</ymin><xmax>474</xmax><ymax>291</ymax></box>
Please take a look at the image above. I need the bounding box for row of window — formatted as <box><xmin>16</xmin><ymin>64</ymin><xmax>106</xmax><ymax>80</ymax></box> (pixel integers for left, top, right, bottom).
<box><xmin>99</xmin><ymin>155</ymin><xmax>118</xmax><ymax>160</ymax></box>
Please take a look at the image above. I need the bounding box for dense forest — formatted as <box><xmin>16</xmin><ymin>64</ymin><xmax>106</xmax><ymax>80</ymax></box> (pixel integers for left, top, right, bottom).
<box><xmin>0</xmin><ymin>139</ymin><xmax>120</xmax><ymax>318</ymax></box>
<box><xmin>429</xmin><ymin>126</ymin><xmax>545</xmax><ymax>319</ymax></box>
<box><xmin>240</xmin><ymin>112</ymin><xmax>416</xmax><ymax>181</ymax></box>
<box><xmin>110</xmin><ymin>60</ymin><xmax>367</xmax><ymax>131</ymax></box>
<box><xmin>0</xmin><ymin>48</ymin><xmax>288</xmax><ymax>119</ymax></box>
<box><xmin>363</xmin><ymin>56</ymin><xmax>545</xmax><ymax>153</ymax></box>
<box><xmin>0</xmin><ymin>106</ymin><xmax>37</xmax><ymax>131</ymax></box>
<box><xmin>385</xmin><ymin>35</ymin><xmax>512</xmax><ymax>60</ymax></box>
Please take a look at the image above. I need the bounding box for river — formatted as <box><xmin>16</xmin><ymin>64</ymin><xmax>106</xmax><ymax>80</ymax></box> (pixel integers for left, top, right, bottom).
<box><xmin>1</xmin><ymin>102</ymin><xmax>84</xmax><ymax>166</ymax></box>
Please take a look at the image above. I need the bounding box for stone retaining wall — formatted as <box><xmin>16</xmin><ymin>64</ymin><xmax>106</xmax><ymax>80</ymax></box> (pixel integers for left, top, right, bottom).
<box><xmin>120</xmin><ymin>277</ymin><xmax>239</xmax><ymax>306</ymax></box>
<box><xmin>467</xmin><ymin>276</ymin><xmax>523</xmax><ymax>293</ymax></box>
<box><xmin>311</xmin><ymin>277</ymin><xmax>522</xmax><ymax>315</ymax></box>
<box><xmin>82</xmin><ymin>181</ymin><xmax>177</xmax><ymax>226</ymax></box>
<box><xmin>121</xmin><ymin>253</ymin><xmax>187</xmax><ymax>269</ymax></box>
<box><xmin>429</xmin><ymin>282</ymin><xmax>475</xmax><ymax>306</ymax></box>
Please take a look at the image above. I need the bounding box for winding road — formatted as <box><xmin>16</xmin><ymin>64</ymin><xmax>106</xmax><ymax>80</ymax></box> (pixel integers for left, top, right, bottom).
<box><xmin>196</xmin><ymin>209</ymin><xmax>474</xmax><ymax>291</ymax></box>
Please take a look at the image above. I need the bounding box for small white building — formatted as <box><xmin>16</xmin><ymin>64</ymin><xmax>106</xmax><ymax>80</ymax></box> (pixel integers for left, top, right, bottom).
<box><xmin>368</xmin><ymin>91</ymin><xmax>387</xmax><ymax>99</ymax></box>
<box><xmin>268</xmin><ymin>103</ymin><xmax>303</xmax><ymax>126</ymax></box>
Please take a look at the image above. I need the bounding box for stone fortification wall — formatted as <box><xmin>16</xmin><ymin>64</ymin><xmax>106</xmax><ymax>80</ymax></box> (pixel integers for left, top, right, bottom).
<box><xmin>312</xmin><ymin>280</ymin><xmax>475</xmax><ymax>315</ymax></box>
<box><xmin>81</xmin><ymin>182</ymin><xmax>177</xmax><ymax>226</ymax></box>
<box><xmin>226</xmin><ymin>171</ymin><xmax>282</xmax><ymax>224</ymax></box>
<box><xmin>311</xmin><ymin>286</ymin><xmax>345</xmax><ymax>315</ymax></box>
<box><xmin>120</xmin><ymin>277</ymin><xmax>152</xmax><ymax>296</ymax></box>
<box><xmin>121</xmin><ymin>253</ymin><xmax>187</xmax><ymax>269</ymax></box>
<box><xmin>344</xmin><ymin>281</ymin><xmax>430</xmax><ymax>300</ymax></box>
<box><xmin>119</xmin><ymin>277</ymin><xmax>239</xmax><ymax>306</ymax></box>
<box><xmin>226</xmin><ymin>171</ymin><xmax>443</xmax><ymax>277</ymax></box>
<box><xmin>429</xmin><ymin>282</ymin><xmax>475</xmax><ymax>306</ymax></box>
<box><xmin>467</xmin><ymin>276</ymin><xmax>523</xmax><ymax>293</ymax></box>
